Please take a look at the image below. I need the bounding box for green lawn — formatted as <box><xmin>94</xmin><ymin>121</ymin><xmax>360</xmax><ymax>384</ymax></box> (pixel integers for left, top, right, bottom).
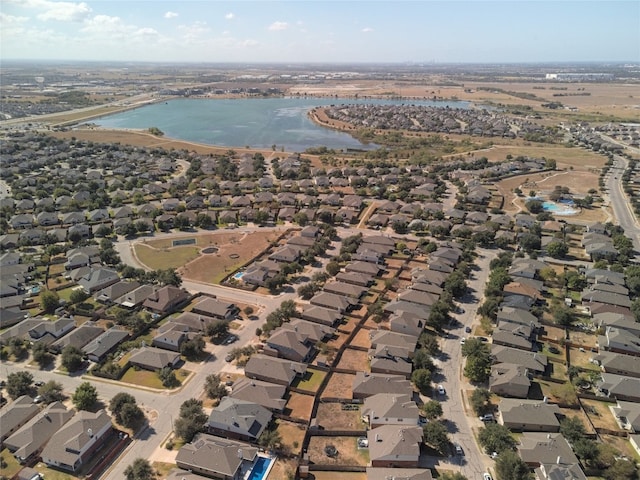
<box><xmin>134</xmin><ymin>244</ymin><xmax>200</xmax><ymax>270</ymax></box>
<box><xmin>294</xmin><ymin>368</ymin><xmax>327</xmax><ymax>393</ymax></box>
<box><xmin>120</xmin><ymin>367</ymin><xmax>166</xmax><ymax>389</ymax></box>
<box><xmin>30</xmin><ymin>463</ymin><xmax>76</xmax><ymax>480</ymax></box>
<box><xmin>1</xmin><ymin>448</ymin><xmax>22</xmax><ymax>479</ymax></box>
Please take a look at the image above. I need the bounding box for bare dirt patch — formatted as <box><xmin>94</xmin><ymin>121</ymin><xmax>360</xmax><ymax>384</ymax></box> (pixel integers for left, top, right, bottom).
<box><xmin>580</xmin><ymin>399</ymin><xmax>623</xmax><ymax>432</ymax></box>
<box><xmin>321</xmin><ymin>372</ymin><xmax>356</xmax><ymax>399</ymax></box>
<box><xmin>267</xmin><ymin>457</ymin><xmax>298</xmax><ymax>480</ymax></box>
<box><xmin>308</xmin><ymin>473</ymin><xmax>367</xmax><ymax>480</ymax></box>
<box><xmin>275</xmin><ymin>419</ymin><xmax>306</xmax><ymax>456</ymax></box>
<box><xmin>350</xmin><ymin>329</ymin><xmax>372</xmax><ymax>349</ymax></box>
<box><xmin>315</xmin><ymin>402</ymin><xmax>366</xmax><ymax>430</ymax></box>
<box><xmin>284</xmin><ymin>392</ymin><xmax>315</xmax><ymax>421</ymax></box>
<box><xmin>336</xmin><ymin>348</ymin><xmax>369</xmax><ymax>372</ymax></box>
<box><xmin>307</xmin><ymin>436</ymin><xmax>369</xmax><ymax>467</ymax></box>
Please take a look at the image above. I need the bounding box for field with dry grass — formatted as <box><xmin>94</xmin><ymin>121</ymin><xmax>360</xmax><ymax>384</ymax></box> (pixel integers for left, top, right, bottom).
<box><xmin>321</xmin><ymin>372</ymin><xmax>355</xmax><ymax>399</ymax></box>
<box><xmin>284</xmin><ymin>392</ymin><xmax>315</xmax><ymax>421</ymax></box>
<box><xmin>336</xmin><ymin>348</ymin><xmax>369</xmax><ymax>372</ymax></box>
<box><xmin>307</xmin><ymin>436</ymin><xmax>369</xmax><ymax>467</ymax></box>
<box><xmin>315</xmin><ymin>402</ymin><xmax>366</xmax><ymax>430</ymax></box>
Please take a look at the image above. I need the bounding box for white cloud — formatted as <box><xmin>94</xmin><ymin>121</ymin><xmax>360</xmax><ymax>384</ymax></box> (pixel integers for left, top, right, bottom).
<box><xmin>10</xmin><ymin>0</ymin><xmax>92</xmax><ymax>22</ymax></box>
<box><xmin>178</xmin><ymin>21</ymin><xmax>210</xmax><ymax>42</ymax></box>
<box><xmin>268</xmin><ymin>21</ymin><xmax>288</xmax><ymax>31</ymax></box>
<box><xmin>164</xmin><ymin>11</ymin><xmax>178</xmax><ymax>19</ymax></box>
<box><xmin>81</xmin><ymin>15</ymin><xmax>129</xmax><ymax>35</ymax></box>
<box><xmin>225</xmin><ymin>12</ymin><xmax>234</xmax><ymax>20</ymax></box>
<box><xmin>362</xmin><ymin>27</ymin><xmax>373</xmax><ymax>33</ymax></box>
<box><xmin>0</xmin><ymin>12</ymin><xmax>29</xmax><ymax>37</ymax></box>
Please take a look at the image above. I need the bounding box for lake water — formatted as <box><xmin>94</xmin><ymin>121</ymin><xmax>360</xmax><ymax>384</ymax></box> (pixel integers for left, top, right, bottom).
<box><xmin>93</xmin><ymin>97</ymin><xmax>470</xmax><ymax>152</ymax></box>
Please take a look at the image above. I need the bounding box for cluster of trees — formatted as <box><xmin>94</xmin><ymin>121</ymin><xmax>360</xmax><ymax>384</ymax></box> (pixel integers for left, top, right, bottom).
<box><xmin>462</xmin><ymin>338</ymin><xmax>491</xmax><ymax>383</ymax></box>
<box><xmin>297</xmin><ymin>271</ymin><xmax>330</xmax><ymax>300</ymax></box>
<box><xmin>478</xmin><ymin>252</ymin><xmax>513</xmax><ymax>321</ymax></box>
<box><xmin>110</xmin><ymin>392</ymin><xmax>144</xmax><ymax>429</ymax></box>
<box><xmin>72</xmin><ymin>382</ymin><xmax>98</xmax><ymax>411</ymax></box>
<box><xmin>420</xmin><ymin>401</ymin><xmax>450</xmax><ymax>455</ymax></box>
<box><xmin>261</xmin><ymin>300</ymin><xmax>296</xmax><ymax>336</ymax></box>
<box><xmin>174</xmin><ymin>398</ymin><xmax>207</xmax><ymax>443</ymax></box>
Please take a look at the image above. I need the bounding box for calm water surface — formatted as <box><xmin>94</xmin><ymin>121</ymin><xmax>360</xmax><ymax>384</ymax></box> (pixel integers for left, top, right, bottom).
<box><xmin>94</xmin><ymin>97</ymin><xmax>469</xmax><ymax>152</ymax></box>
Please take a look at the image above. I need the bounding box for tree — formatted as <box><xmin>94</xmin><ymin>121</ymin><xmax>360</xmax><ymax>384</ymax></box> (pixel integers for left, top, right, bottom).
<box><xmin>61</xmin><ymin>345</ymin><xmax>85</xmax><ymax>372</ymax></box>
<box><xmin>204</xmin><ymin>374</ymin><xmax>228</xmax><ymax>400</ymax></box>
<box><xmin>464</xmin><ymin>354</ymin><xmax>491</xmax><ymax>383</ymax></box>
<box><xmin>72</xmin><ymin>382</ymin><xmax>98</xmax><ymax>411</ymax></box>
<box><xmin>124</xmin><ymin>458</ymin><xmax>155</xmax><ymax>480</ymax></box>
<box><xmin>6</xmin><ymin>371</ymin><xmax>33</xmax><ymax>399</ymax></box>
<box><xmin>158</xmin><ymin>367</ymin><xmax>179</xmax><ymax>388</ymax></box>
<box><xmin>525</xmin><ymin>199</ymin><xmax>544</xmax><ymax>214</ymax></box>
<box><xmin>174</xmin><ymin>399</ymin><xmax>207</xmax><ymax>442</ymax></box>
<box><xmin>38</xmin><ymin>380</ymin><xmax>64</xmax><ymax>403</ymax></box>
<box><xmin>69</xmin><ymin>289</ymin><xmax>90</xmax><ymax>304</ymax></box>
<box><xmin>547</xmin><ymin>241</ymin><xmax>569</xmax><ymax>259</ymax></box>
<box><xmin>258</xmin><ymin>428</ymin><xmax>283</xmax><ymax>451</ymax></box>
<box><xmin>553</xmin><ymin>305</ymin><xmax>575</xmax><ymax>326</ymax></box>
<box><xmin>559</xmin><ymin>416</ymin><xmax>586</xmax><ymax>444</ymax></box>
<box><xmin>478</xmin><ymin>423</ymin><xmax>516</xmax><ymax>454</ymax></box>
<box><xmin>422</xmin><ymin>400</ymin><xmax>443</xmax><ymax>419</ymax></box>
<box><xmin>326</xmin><ymin>261</ymin><xmax>341</xmax><ymax>276</ymax></box>
<box><xmin>422</xmin><ymin>421</ymin><xmax>450</xmax><ymax>454</ymax></box>
<box><xmin>495</xmin><ymin>450</ymin><xmax>534</xmax><ymax>480</ymax></box>
<box><xmin>41</xmin><ymin>289</ymin><xmax>60</xmax><ymax>314</ymax></box>
<box><xmin>156</xmin><ymin>268</ymin><xmax>182</xmax><ymax>287</ymax></box>
<box><xmin>439</xmin><ymin>473</ymin><xmax>468</xmax><ymax>480</ymax></box>
<box><xmin>32</xmin><ymin>342</ymin><xmax>54</xmax><ymax>368</ymax></box>
<box><xmin>470</xmin><ymin>388</ymin><xmax>491</xmax><ymax>415</ymax></box>
<box><xmin>110</xmin><ymin>392</ymin><xmax>144</xmax><ymax>428</ymax></box>
<box><xmin>180</xmin><ymin>335</ymin><xmax>205</xmax><ymax>359</ymax></box>
<box><xmin>206</xmin><ymin>320</ymin><xmax>229</xmax><ymax>341</ymax></box>
<box><xmin>461</xmin><ymin>338</ymin><xmax>488</xmax><ymax>358</ymax></box>
<box><xmin>519</xmin><ymin>232</ymin><xmax>541</xmax><ymax>253</ymax></box>
<box><xmin>604</xmin><ymin>458</ymin><xmax>638</xmax><ymax>480</ymax></box>
<box><xmin>411</xmin><ymin>368</ymin><xmax>433</xmax><ymax>394</ymax></box>
<box><xmin>413</xmin><ymin>349</ymin><xmax>435</xmax><ymax>371</ymax></box>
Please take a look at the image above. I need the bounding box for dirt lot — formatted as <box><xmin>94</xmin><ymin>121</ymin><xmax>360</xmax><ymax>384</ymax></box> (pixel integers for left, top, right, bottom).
<box><xmin>284</xmin><ymin>392</ymin><xmax>315</xmax><ymax>421</ymax></box>
<box><xmin>315</xmin><ymin>402</ymin><xmax>366</xmax><ymax>430</ymax></box>
<box><xmin>338</xmin><ymin>316</ymin><xmax>363</xmax><ymax>335</ymax></box>
<box><xmin>321</xmin><ymin>372</ymin><xmax>356</xmax><ymax>399</ymax></box>
<box><xmin>307</xmin><ymin>436</ymin><xmax>369</xmax><ymax>467</ymax></box>
<box><xmin>350</xmin><ymin>329</ymin><xmax>372</xmax><ymax>349</ymax></box>
<box><xmin>336</xmin><ymin>348</ymin><xmax>369</xmax><ymax>372</ymax></box>
<box><xmin>580</xmin><ymin>399</ymin><xmax>621</xmax><ymax>432</ymax></box>
<box><xmin>307</xmin><ymin>473</ymin><xmax>366</xmax><ymax>480</ymax></box>
<box><xmin>267</xmin><ymin>457</ymin><xmax>298</xmax><ymax>480</ymax></box>
<box><xmin>275</xmin><ymin>419</ymin><xmax>307</xmax><ymax>456</ymax></box>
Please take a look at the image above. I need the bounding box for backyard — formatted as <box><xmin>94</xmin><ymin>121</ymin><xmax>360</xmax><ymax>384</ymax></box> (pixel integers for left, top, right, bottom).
<box><xmin>315</xmin><ymin>402</ymin><xmax>366</xmax><ymax>430</ymax></box>
<box><xmin>307</xmin><ymin>436</ymin><xmax>369</xmax><ymax>466</ymax></box>
<box><xmin>284</xmin><ymin>392</ymin><xmax>315</xmax><ymax>421</ymax></box>
<box><xmin>321</xmin><ymin>372</ymin><xmax>356</xmax><ymax>400</ymax></box>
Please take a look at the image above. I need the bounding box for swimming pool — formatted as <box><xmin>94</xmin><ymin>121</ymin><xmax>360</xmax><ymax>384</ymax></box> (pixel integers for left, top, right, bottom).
<box><xmin>233</xmin><ymin>271</ymin><xmax>244</xmax><ymax>280</ymax></box>
<box><xmin>246</xmin><ymin>456</ymin><xmax>274</xmax><ymax>480</ymax></box>
<box><xmin>542</xmin><ymin>201</ymin><xmax>578</xmax><ymax>215</ymax></box>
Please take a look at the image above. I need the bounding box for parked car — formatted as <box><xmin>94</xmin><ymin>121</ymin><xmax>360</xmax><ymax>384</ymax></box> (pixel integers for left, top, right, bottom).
<box><xmin>34</xmin><ymin>380</ymin><xmax>45</xmax><ymax>387</ymax></box>
<box><xmin>437</xmin><ymin>385</ymin><xmax>446</xmax><ymax>395</ymax></box>
<box><xmin>460</xmin><ymin>337</ymin><xmax>466</xmax><ymax>345</ymax></box>
<box><xmin>479</xmin><ymin>414</ymin><xmax>495</xmax><ymax>422</ymax></box>
<box><xmin>33</xmin><ymin>395</ymin><xmax>44</xmax><ymax>404</ymax></box>
<box><xmin>224</xmin><ymin>334</ymin><xmax>239</xmax><ymax>345</ymax></box>
<box><xmin>357</xmin><ymin>437</ymin><xmax>368</xmax><ymax>448</ymax></box>
<box><xmin>465</xmin><ymin>326</ymin><xmax>472</xmax><ymax>333</ymax></box>
<box><xmin>483</xmin><ymin>474</ymin><xmax>493</xmax><ymax>480</ymax></box>
<box><xmin>454</xmin><ymin>443</ymin><xmax>463</xmax><ymax>455</ymax></box>
<box><xmin>224</xmin><ymin>353</ymin><xmax>234</xmax><ymax>362</ymax></box>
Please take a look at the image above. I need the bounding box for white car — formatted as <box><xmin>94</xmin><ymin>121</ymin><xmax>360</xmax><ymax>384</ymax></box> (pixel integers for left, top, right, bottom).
<box><xmin>460</xmin><ymin>337</ymin><xmax>466</xmax><ymax>345</ymax></box>
<box><xmin>437</xmin><ymin>385</ymin><xmax>445</xmax><ymax>395</ymax></box>
<box><xmin>483</xmin><ymin>474</ymin><xmax>493</xmax><ymax>480</ymax></box>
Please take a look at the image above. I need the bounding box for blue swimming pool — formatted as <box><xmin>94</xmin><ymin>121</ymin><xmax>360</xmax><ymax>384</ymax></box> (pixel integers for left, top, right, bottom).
<box><xmin>247</xmin><ymin>456</ymin><xmax>273</xmax><ymax>480</ymax></box>
<box><xmin>233</xmin><ymin>271</ymin><xmax>244</xmax><ymax>280</ymax></box>
<box><xmin>542</xmin><ymin>201</ymin><xmax>578</xmax><ymax>215</ymax></box>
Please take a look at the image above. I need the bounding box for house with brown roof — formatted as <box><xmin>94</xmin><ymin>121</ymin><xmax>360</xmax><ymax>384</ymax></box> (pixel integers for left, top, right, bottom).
<box><xmin>367</xmin><ymin>425</ymin><xmax>423</xmax><ymax>468</ymax></box>
<box><xmin>352</xmin><ymin>372</ymin><xmax>413</xmax><ymax>399</ymax></box>
<box><xmin>498</xmin><ymin>399</ymin><xmax>564</xmax><ymax>432</ymax></box>
<box><xmin>299</xmin><ymin>305</ymin><xmax>342</xmax><ymax>327</ymax></box>
<box><xmin>207</xmin><ymin>398</ymin><xmax>272</xmax><ymax>442</ymax></box>
<box><xmin>322</xmin><ymin>281</ymin><xmax>367</xmax><ymax>299</ymax></box>
<box><xmin>362</xmin><ymin>394</ymin><xmax>420</xmax><ymax>428</ymax></box>
<box><xmin>517</xmin><ymin>432</ymin><xmax>579</xmax><ymax>467</ymax></box>
<box><xmin>229</xmin><ymin>378</ymin><xmax>287</xmax><ymax>412</ymax></box>
<box><xmin>192</xmin><ymin>297</ymin><xmax>239</xmax><ymax>320</ymax></box>
<box><xmin>366</xmin><ymin>468</ymin><xmax>433</xmax><ymax>480</ymax></box>
<box><xmin>175</xmin><ymin>433</ymin><xmax>259</xmax><ymax>480</ymax></box>
<box><xmin>264</xmin><ymin>329</ymin><xmax>315</xmax><ymax>363</ymax></box>
<box><xmin>310</xmin><ymin>292</ymin><xmax>357</xmax><ymax>313</ymax></box>
<box><xmin>128</xmin><ymin>346</ymin><xmax>181</xmax><ymax>371</ymax></box>
<box><xmin>489</xmin><ymin>363</ymin><xmax>531</xmax><ymax>398</ymax></box>
<box><xmin>244</xmin><ymin>354</ymin><xmax>307</xmax><ymax>386</ymax></box>
<box><xmin>142</xmin><ymin>285</ymin><xmax>190</xmax><ymax>313</ymax></box>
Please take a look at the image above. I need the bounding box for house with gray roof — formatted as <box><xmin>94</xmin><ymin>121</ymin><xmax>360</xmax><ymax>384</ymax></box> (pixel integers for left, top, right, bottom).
<box><xmin>611</xmin><ymin>400</ymin><xmax>640</xmax><ymax>433</ymax></box>
<box><xmin>517</xmin><ymin>432</ymin><xmax>579</xmax><ymax>467</ymax></box>
<box><xmin>362</xmin><ymin>393</ymin><xmax>420</xmax><ymax>428</ymax></box>
<box><xmin>281</xmin><ymin>318</ymin><xmax>335</xmax><ymax>344</ymax></box>
<box><xmin>229</xmin><ymin>378</ymin><xmax>287</xmax><ymax>412</ymax></box>
<box><xmin>491</xmin><ymin>345</ymin><xmax>548</xmax><ymax>375</ymax></box>
<box><xmin>598</xmin><ymin>373</ymin><xmax>640</xmax><ymax>402</ymax></box>
<box><xmin>389</xmin><ymin>312</ymin><xmax>425</xmax><ymax>338</ymax></box>
<box><xmin>0</xmin><ymin>396</ymin><xmax>39</xmax><ymax>443</ymax></box>
<box><xmin>299</xmin><ymin>305</ymin><xmax>342</xmax><ymax>327</ymax></box>
<box><xmin>128</xmin><ymin>346</ymin><xmax>181</xmax><ymax>371</ymax></box>
<box><xmin>367</xmin><ymin>424</ymin><xmax>423</xmax><ymax>468</ymax></box>
<box><xmin>94</xmin><ymin>281</ymin><xmax>140</xmax><ymax>303</ymax></box>
<box><xmin>491</xmin><ymin>329</ymin><xmax>534</xmax><ymax>351</ymax></box>
<box><xmin>265</xmin><ymin>328</ymin><xmax>315</xmax><ymax>363</ymax></box>
<box><xmin>41</xmin><ymin>409</ymin><xmax>112</xmax><ymax>472</ymax></box>
<box><xmin>51</xmin><ymin>322</ymin><xmax>104</xmax><ymax>353</ymax></box>
<box><xmin>366</xmin><ymin>468</ymin><xmax>433</xmax><ymax>480</ymax></box>
<box><xmin>498</xmin><ymin>399</ymin><xmax>564</xmax><ymax>432</ymax></box>
<box><xmin>352</xmin><ymin>372</ymin><xmax>413</xmax><ymax>400</ymax></box>
<box><xmin>78</xmin><ymin>267</ymin><xmax>120</xmax><ymax>294</ymax></box>
<box><xmin>598</xmin><ymin>327</ymin><xmax>640</xmax><ymax>357</ymax></box>
<box><xmin>244</xmin><ymin>354</ymin><xmax>307</xmax><ymax>386</ymax></box>
<box><xmin>207</xmin><ymin>397</ymin><xmax>272</xmax><ymax>442</ymax></box>
<box><xmin>535</xmin><ymin>463</ymin><xmax>587</xmax><ymax>480</ymax></box>
<box><xmin>489</xmin><ymin>363</ymin><xmax>531</xmax><ymax>398</ymax></box>
<box><xmin>4</xmin><ymin>402</ymin><xmax>74</xmax><ymax>464</ymax></box>
<box><xmin>175</xmin><ymin>433</ymin><xmax>259</xmax><ymax>480</ymax></box>
<box><xmin>345</xmin><ymin>261</ymin><xmax>383</xmax><ymax>277</ymax></box>
<box><xmin>82</xmin><ymin>327</ymin><xmax>129</xmax><ymax>363</ymax></box>
<box><xmin>192</xmin><ymin>297</ymin><xmax>239</xmax><ymax>320</ymax></box>
<box><xmin>310</xmin><ymin>291</ymin><xmax>358</xmax><ymax>313</ymax></box>
<box><xmin>594</xmin><ymin>351</ymin><xmax>640</xmax><ymax>378</ymax></box>
<box><xmin>322</xmin><ymin>281</ymin><xmax>368</xmax><ymax>299</ymax></box>
<box><xmin>28</xmin><ymin>317</ymin><xmax>75</xmax><ymax>345</ymax></box>
<box><xmin>114</xmin><ymin>284</ymin><xmax>157</xmax><ymax>308</ymax></box>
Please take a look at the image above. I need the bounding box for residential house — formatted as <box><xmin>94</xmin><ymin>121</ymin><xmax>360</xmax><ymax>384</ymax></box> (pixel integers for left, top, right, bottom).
<box><xmin>489</xmin><ymin>363</ymin><xmax>531</xmax><ymax>398</ymax></box>
<box><xmin>498</xmin><ymin>399</ymin><xmax>564</xmax><ymax>432</ymax></box>
<box><xmin>611</xmin><ymin>400</ymin><xmax>640</xmax><ymax>433</ymax></box>
<box><xmin>491</xmin><ymin>345</ymin><xmax>548</xmax><ymax>375</ymax></box>
<box><xmin>152</xmin><ymin>330</ymin><xmax>188</xmax><ymax>352</ymax></box>
<box><xmin>51</xmin><ymin>322</ymin><xmax>104</xmax><ymax>353</ymax></box>
<box><xmin>4</xmin><ymin>402</ymin><xmax>74</xmax><ymax>464</ymax></box>
<box><xmin>367</xmin><ymin>425</ymin><xmax>423</xmax><ymax>468</ymax></box>
<box><xmin>78</xmin><ymin>267</ymin><xmax>120</xmax><ymax>294</ymax></box>
<box><xmin>362</xmin><ymin>394</ymin><xmax>420</xmax><ymax>428</ymax></box>
<box><xmin>0</xmin><ymin>396</ymin><xmax>39</xmax><ymax>443</ymax></box>
<box><xmin>598</xmin><ymin>373</ymin><xmax>640</xmax><ymax>402</ymax></box>
<box><xmin>280</xmin><ymin>319</ymin><xmax>335</xmax><ymax>344</ymax></box>
<box><xmin>594</xmin><ymin>351</ymin><xmax>640</xmax><ymax>378</ymax></box>
<box><xmin>535</xmin><ymin>464</ymin><xmax>587</xmax><ymax>480</ymax></box>
<box><xmin>597</xmin><ymin>327</ymin><xmax>640</xmax><ymax>357</ymax></box>
<box><xmin>207</xmin><ymin>398</ymin><xmax>272</xmax><ymax>442</ymax></box>
<box><xmin>264</xmin><ymin>328</ymin><xmax>315</xmax><ymax>363</ymax></box>
<box><xmin>322</xmin><ymin>281</ymin><xmax>367</xmax><ymax>299</ymax></box>
<box><xmin>335</xmin><ymin>271</ymin><xmax>373</xmax><ymax>287</ymax></box>
<box><xmin>128</xmin><ymin>346</ymin><xmax>181</xmax><ymax>371</ymax></box>
<box><xmin>352</xmin><ymin>372</ymin><xmax>413</xmax><ymax>400</ymax></box>
<box><xmin>28</xmin><ymin>317</ymin><xmax>75</xmax><ymax>345</ymax></box>
<box><xmin>40</xmin><ymin>410</ymin><xmax>112</xmax><ymax>472</ymax></box>
<box><xmin>229</xmin><ymin>378</ymin><xmax>287</xmax><ymax>412</ymax></box>
<box><xmin>142</xmin><ymin>286</ymin><xmax>190</xmax><ymax>314</ymax></box>
<box><xmin>192</xmin><ymin>297</ymin><xmax>239</xmax><ymax>320</ymax></box>
<box><xmin>345</xmin><ymin>261</ymin><xmax>383</xmax><ymax>277</ymax></box>
<box><xmin>94</xmin><ymin>281</ymin><xmax>141</xmax><ymax>304</ymax></box>
<box><xmin>244</xmin><ymin>354</ymin><xmax>307</xmax><ymax>386</ymax></box>
<box><xmin>366</xmin><ymin>468</ymin><xmax>433</xmax><ymax>480</ymax></box>
<box><xmin>82</xmin><ymin>327</ymin><xmax>129</xmax><ymax>363</ymax></box>
<box><xmin>299</xmin><ymin>305</ymin><xmax>342</xmax><ymax>327</ymax></box>
<box><xmin>517</xmin><ymin>432</ymin><xmax>579</xmax><ymax>467</ymax></box>
<box><xmin>389</xmin><ymin>312</ymin><xmax>425</xmax><ymax>338</ymax></box>
<box><xmin>175</xmin><ymin>433</ymin><xmax>258</xmax><ymax>480</ymax></box>
<box><xmin>310</xmin><ymin>292</ymin><xmax>357</xmax><ymax>313</ymax></box>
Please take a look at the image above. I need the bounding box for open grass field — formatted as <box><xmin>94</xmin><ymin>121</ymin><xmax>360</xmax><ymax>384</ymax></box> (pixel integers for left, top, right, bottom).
<box><xmin>1</xmin><ymin>448</ymin><xmax>23</xmax><ymax>479</ymax></box>
<box><xmin>307</xmin><ymin>436</ymin><xmax>369</xmax><ymax>467</ymax></box>
<box><xmin>134</xmin><ymin>244</ymin><xmax>200</xmax><ymax>271</ymax></box>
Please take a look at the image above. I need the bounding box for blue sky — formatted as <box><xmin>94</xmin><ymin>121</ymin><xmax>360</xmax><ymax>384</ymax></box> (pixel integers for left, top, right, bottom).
<box><xmin>2</xmin><ymin>1</ymin><xmax>638</xmax><ymax>63</ymax></box>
